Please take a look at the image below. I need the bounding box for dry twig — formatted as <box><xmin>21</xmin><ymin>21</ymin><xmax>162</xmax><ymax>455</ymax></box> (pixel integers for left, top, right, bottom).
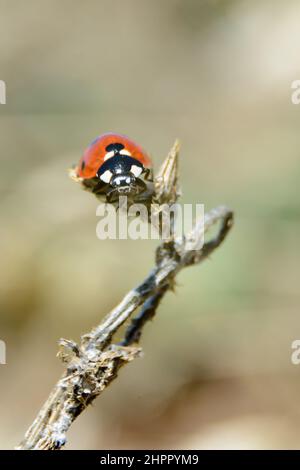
<box><xmin>17</xmin><ymin>141</ymin><xmax>233</xmax><ymax>450</ymax></box>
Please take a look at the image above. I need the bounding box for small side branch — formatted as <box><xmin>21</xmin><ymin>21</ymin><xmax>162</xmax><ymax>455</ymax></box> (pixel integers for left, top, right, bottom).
<box><xmin>17</xmin><ymin>142</ymin><xmax>233</xmax><ymax>450</ymax></box>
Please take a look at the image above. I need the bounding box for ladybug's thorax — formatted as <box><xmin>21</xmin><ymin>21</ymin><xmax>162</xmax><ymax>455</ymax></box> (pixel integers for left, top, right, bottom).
<box><xmin>97</xmin><ymin>152</ymin><xmax>144</xmax><ymax>188</ymax></box>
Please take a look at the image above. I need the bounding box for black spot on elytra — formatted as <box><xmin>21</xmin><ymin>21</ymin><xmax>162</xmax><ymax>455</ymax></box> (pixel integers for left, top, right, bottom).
<box><xmin>81</xmin><ymin>161</ymin><xmax>85</xmax><ymax>170</ymax></box>
<box><xmin>105</xmin><ymin>142</ymin><xmax>125</xmax><ymax>153</ymax></box>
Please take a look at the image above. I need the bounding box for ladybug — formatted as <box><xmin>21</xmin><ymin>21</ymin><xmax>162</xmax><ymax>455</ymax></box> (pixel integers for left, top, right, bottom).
<box><xmin>75</xmin><ymin>133</ymin><xmax>154</xmax><ymax>203</ymax></box>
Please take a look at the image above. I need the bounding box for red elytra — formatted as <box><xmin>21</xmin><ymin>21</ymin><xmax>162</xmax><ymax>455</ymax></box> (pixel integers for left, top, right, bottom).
<box><xmin>77</xmin><ymin>133</ymin><xmax>152</xmax><ymax>180</ymax></box>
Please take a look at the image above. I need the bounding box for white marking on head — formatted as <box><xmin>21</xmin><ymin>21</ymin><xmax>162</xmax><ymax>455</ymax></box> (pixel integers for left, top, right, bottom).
<box><xmin>119</xmin><ymin>149</ymin><xmax>131</xmax><ymax>156</ymax></box>
<box><xmin>126</xmin><ymin>177</ymin><xmax>131</xmax><ymax>184</ymax></box>
<box><xmin>104</xmin><ymin>151</ymin><xmax>115</xmax><ymax>161</ymax></box>
<box><xmin>130</xmin><ymin>165</ymin><xmax>143</xmax><ymax>177</ymax></box>
<box><xmin>99</xmin><ymin>169</ymin><xmax>113</xmax><ymax>183</ymax></box>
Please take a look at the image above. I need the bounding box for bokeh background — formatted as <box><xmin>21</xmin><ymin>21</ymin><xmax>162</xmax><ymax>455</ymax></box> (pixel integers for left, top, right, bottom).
<box><xmin>1</xmin><ymin>0</ymin><xmax>300</xmax><ymax>450</ymax></box>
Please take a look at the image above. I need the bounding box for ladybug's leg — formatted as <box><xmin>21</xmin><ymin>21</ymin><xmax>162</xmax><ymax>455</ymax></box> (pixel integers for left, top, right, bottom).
<box><xmin>135</xmin><ymin>178</ymin><xmax>147</xmax><ymax>192</ymax></box>
<box><xmin>106</xmin><ymin>190</ymin><xmax>116</xmax><ymax>204</ymax></box>
<box><xmin>143</xmin><ymin>168</ymin><xmax>153</xmax><ymax>182</ymax></box>
<box><xmin>92</xmin><ymin>179</ymin><xmax>108</xmax><ymax>196</ymax></box>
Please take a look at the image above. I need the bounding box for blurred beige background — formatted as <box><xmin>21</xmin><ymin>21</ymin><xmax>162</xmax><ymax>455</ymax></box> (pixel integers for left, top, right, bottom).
<box><xmin>0</xmin><ymin>0</ymin><xmax>300</xmax><ymax>450</ymax></box>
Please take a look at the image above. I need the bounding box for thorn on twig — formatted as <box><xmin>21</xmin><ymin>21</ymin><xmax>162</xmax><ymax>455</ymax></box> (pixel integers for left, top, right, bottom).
<box><xmin>154</xmin><ymin>139</ymin><xmax>180</xmax><ymax>205</ymax></box>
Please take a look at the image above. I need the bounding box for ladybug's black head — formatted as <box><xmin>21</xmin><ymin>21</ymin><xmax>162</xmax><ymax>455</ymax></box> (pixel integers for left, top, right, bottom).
<box><xmin>110</xmin><ymin>173</ymin><xmax>137</xmax><ymax>193</ymax></box>
<box><xmin>110</xmin><ymin>173</ymin><xmax>136</xmax><ymax>194</ymax></box>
